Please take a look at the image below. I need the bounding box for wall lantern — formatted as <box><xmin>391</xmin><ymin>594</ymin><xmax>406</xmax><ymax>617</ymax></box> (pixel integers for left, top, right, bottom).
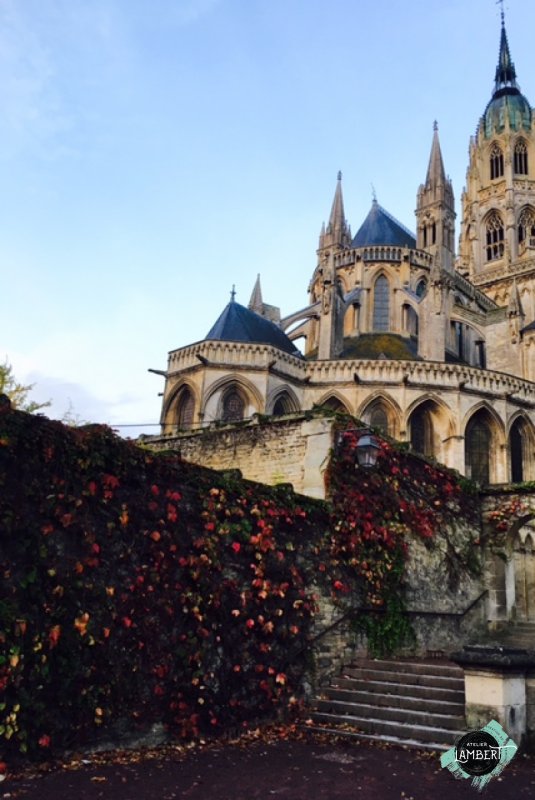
<box><xmin>355</xmin><ymin>432</ymin><xmax>381</xmax><ymax>468</ymax></box>
<box><xmin>335</xmin><ymin>428</ymin><xmax>381</xmax><ymax>469</ymax></box>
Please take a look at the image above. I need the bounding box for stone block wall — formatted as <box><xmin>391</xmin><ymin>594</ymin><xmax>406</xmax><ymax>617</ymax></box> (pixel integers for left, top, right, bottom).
<box><xmin>147</xmin><ymin>414</ymin><xmax>333</xmax><ymax>499</ymax></box>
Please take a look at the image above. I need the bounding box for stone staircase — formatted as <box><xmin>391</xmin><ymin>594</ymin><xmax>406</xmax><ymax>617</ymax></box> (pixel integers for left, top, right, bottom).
<box><xmin>488</xmin><ymin>621</ymin><xmax>535</xmax><ymax>650</ymax></box>
<box><xmin>308</xmin><ymin>658</ymin><xmax>466</xmax><ymax>751</ymax></box>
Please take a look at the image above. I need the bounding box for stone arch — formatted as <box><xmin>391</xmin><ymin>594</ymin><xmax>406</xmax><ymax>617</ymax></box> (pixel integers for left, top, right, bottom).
<box><xmin>517</xmin><ymin>205</ymin><xmax>535</xmax><ymax>249</ymax></box>
<box><xmin>405</xmin><ymin>396</ymin><xmax>455</xmax><ymax>461</ymax></box>
<box><xmin>266</xmin><ymin>386</ymin><xmax>300</xmax><ymax>416</ymax></box>
<box><xmin>316</xmin><ymin>391</ymin><xmax>352</xmax><ymax>414</ymax></box>
<box><xmin>162</xmin><ymin>381</ymin><xmax>200</xmax><ymax>431</ymax></box>
<box><xmin>358</xmin><ymin>392</ymin><xmax>402</xmax><ymax>438</ymax></box>
<box><xmin>514</xmin><ymin>137</ymin><xmax>529</xmax><ymax>175</ymax></box>
<box><xmin>483</xmin><ymin>494</ymin><xmax>535</xmax><ymax>622</ymax></box>
<box><xmin>489</xmin><ymin>140</ymin><xmax>504</xmax><ymax>180</ymax></box>
<box><xmin>415</xmin><ymin>276</ymin><xmax>428</xmax><ymax>298</ymax></box>
<box><xmin>202</xmin><ymin>374</ymin><xmax>263</xmax><ymax>423</ymax></box>
<box><xmin>508</xmin><ymin>414</ymin><xmax>535</xmax><ymax>483</ymax></box>
<box><xmin>509</xmin><ymin>513</ymin><xmax>535</xmax><ymax>622</ymax></box>
<box><xmin>463</xmin><ymin>404</ymin><xmax>506</xmax><ymax>485</ymax></box>
<box><xmin>483</xmin><ymin>209</ymin><xmax>505</xmax><ymax>262</ymax></box>
<box><xmin>372</xmin><ymin>272</ymin><xmax>391</xmax><ymax>332</ymax></box>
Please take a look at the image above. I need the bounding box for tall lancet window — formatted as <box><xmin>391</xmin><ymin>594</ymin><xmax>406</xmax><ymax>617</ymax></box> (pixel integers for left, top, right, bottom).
<box><xmin>485</xmin><ymin>212</ymin><xmax>504</xmax><ymax>261</ymax></box>
<box><xmin>176</xmin><ymin>388</ymin><xmax>195</xmax><ymax>429</ymax></box>
<box><xmin>490</xmin><ymin>142</ymin><xmax>504</xmax><ymax>180</ymax></box>
<box><xmin>373</xmin><ymin>275</ymin><xmax>390</xmax><ymax>331</ymax></box>
<box><xmin>518</xmin><ymin>207</ymin><xmax>535</xmax><ymax>245</ymax></box>
<box><xmin>514</xmin><ymin>140</ymin><xmax>529</xmax><ymax>175</ymax></box>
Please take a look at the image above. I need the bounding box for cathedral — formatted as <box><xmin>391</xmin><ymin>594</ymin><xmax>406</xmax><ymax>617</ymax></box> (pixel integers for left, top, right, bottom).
<box><xmin>153</xmin><ymin>17</ymin><xmax>535</xmax><ymax>488</ymax></box>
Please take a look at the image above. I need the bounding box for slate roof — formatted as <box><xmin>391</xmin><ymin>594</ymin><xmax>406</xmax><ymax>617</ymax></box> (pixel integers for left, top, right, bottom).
<box><xmin>205</xmin><ymin>300</ymin><xmax>303</xmax><ymax>357</ymax></box>
<box><xmin>352</xmin><ymin>200</ymin><xmax>416</xmax><ymax>248</ymax></box>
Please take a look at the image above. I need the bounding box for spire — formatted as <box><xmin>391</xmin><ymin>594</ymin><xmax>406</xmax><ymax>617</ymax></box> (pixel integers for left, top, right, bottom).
<box><xmin>494</xmin><ymin>14</ymin><xmax>517</xmax><ymax>92</ymax></box>
<box><xmin>322</xmin><ymin>171</ymin><xmax>351</xmax><ymax>248</ymax></box>
<box><xmin>425</xmin><ymin>121</ymin><xmax>446</xmax><ymax>188</ymax></box>
<box><xmin>416</xmin><ymin>122</ymin><xmax>455</xmax><ymax>269</ymax></box>
<box><xmin>248</xmin><ymin>274</ymin><xmax>263</xmax><ymax>314</ymax></box>
<box><xmin>327</xmin><ymin>171</ymin><xmax>345</xmax><ymax>231</ymax></box>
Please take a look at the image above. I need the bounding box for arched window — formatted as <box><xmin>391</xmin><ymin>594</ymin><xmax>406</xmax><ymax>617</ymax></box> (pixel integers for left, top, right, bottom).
<box><xmin>510</xmin><ymin>419</ymin><xmax>525</xmax><ymax>483</ymax></box>
<box><xmin>490</xmin><ymin>142</ymin><xmax>504</xmax><ymax>180</ymax></box>
<box><xmin>409</xmin><ymin>406</ymin><xmax>434</xmax><ymax>458</ymax></box>
<box><xmin>321</xmin><ymin>397</ymin><xmax>349</xmax><ymax>413</ymax></box>
<box><xmin>373</xmin><ymin>275</ymin><xmax>390</xmax><ymax>331</ymax></box>
<box><xmin>465</xmin><ymin>416</ymin><xmax>491</xmax><ymax>485</ymax></box>
<box><xmin>415</xmin><ymin>279</ymin><xmax>427</xmax><ymax>298</ymax></box>
<box><xmin>518</xmin><ymin>207</ymin><xmax>535</xmax><ymax>246</ymax></box>
<box><xmin>485</xmin><ymin>212</ymin><xmax>504</xmax><ymax>261</ymax></box>
<box><xmin>272</xmin><ymin>392</ymin><xmax>295</xmax><ymax>416</ymax></box>
<box><xmin>514</xmin><ymin>140</ymin><xmax>529</xmax><ymax>175</ymax></box>
<box><xmin>368</xmin><ymin>405</ymin><xmax>389</xmax><ymax>435</ymax></box>
<box><xmin>176</xmin><ymin>388</ymin><xmax>195</xmax><ymax>429</ymax></box>
<box><xmin>222</xmin><ymin>388</ymin><xmax>245</xmax><ymax>423</ymax></box>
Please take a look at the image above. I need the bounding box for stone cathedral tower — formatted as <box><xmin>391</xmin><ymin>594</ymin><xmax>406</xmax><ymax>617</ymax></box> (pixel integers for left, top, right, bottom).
<box><xmin>457</xmin><ymin>16</ymin><xmax>535</xmax><ymax>377</ymax></box>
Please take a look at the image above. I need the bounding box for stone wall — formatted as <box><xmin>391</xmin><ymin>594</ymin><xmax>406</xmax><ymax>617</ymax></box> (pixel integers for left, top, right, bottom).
<box><xmin>147</xmin><ymin>413</ymin><xmax>333</xmax><ymax>499</ymax></box>
<box><xmin>307</xmin><ymin>516</ymin><xmax>486</xmax><ymax>683</ymax></box>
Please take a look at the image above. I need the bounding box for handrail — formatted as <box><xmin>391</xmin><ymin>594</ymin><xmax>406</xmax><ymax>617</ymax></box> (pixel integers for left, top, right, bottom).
<box><xmin>308</xmin><ymin>590</ymin><xmax>488</xmax><ymax>649</ymax></box>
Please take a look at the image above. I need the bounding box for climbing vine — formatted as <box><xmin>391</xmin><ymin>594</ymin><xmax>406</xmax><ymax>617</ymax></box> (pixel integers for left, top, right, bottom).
<box><xmin>0</xmin><ymin>401</ymin><xmax>481</xmax><ymax>762</ymax></box>
<box><xmin>0</xmin><ymin>399</ymin><xmax>328</xmax><ymax>760</ymax></box>
<box><xmin>325</xmin><ymin>423</ymin><xmax>480</xmax><ymax>655</ymax></box>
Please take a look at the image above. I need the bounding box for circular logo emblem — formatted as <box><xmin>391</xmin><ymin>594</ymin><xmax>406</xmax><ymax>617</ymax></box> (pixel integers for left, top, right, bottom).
<box><xmin>454</xmin><ymin>730</ymin><xmax>501</xmax><ymax>776</ymax></box>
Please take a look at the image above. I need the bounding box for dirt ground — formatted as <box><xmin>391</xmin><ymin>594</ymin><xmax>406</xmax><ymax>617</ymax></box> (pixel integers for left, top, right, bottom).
<box><xmin>2</xmin><ymin>733</ymin><xmax>534</xmax><ymax>800</ymax></box>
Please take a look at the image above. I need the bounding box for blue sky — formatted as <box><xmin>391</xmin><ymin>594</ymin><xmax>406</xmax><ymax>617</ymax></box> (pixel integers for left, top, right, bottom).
<box><xmin>1</xmin><ymin>0</ymin><xmax>534</xmax><ymax>435</ymax></box>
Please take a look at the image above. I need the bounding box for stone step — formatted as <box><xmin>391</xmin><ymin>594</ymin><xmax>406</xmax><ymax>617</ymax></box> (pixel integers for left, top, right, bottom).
<box><xmin>313</xmin><ymin>698</ymin><xmax>465</xmax><ymax>730</ymax></box>
<box><xmin>320</xmin><ymin>686</ymin><xmax>465</xmax><ymax>716</ymax></box>
<box><xmin>311</xmin><ymin>710</ymin><xmax>463</xmax><ymax>747</ymax></box>
<box><xmin>341</xmin><ymin>666</ymin><xmax>464</xmax><ymax>692</ymax></box>
<box><xmin>353</xmin><ymin>658</ymin><xmax>464</xmax><ymax>678</ymax></box>
<box><xmin>332</xmin><ymin>676</ymin><xmax>464</xmax><ymax>704</ymax></box>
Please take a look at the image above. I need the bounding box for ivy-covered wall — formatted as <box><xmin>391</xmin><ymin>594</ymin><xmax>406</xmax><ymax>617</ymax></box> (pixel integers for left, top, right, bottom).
<box><xmin>0</xmin><ymin>399</ymin><xmax>483</xmax><ymax>762</ymax></box>
<box><xmin>0</xmin><ymin>398</ymin><xmax>330</xmax><ymax>760</ymax></box>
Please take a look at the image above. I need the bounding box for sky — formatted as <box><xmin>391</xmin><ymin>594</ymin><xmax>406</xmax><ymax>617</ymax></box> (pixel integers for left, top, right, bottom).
<box><xmin>1</xmin><ymin>0</ymin><xmax>534</xmax><ymax>436</ymax></box>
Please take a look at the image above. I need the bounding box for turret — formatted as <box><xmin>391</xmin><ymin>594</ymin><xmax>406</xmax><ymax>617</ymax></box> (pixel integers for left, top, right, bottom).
<box><xmin>416</xmin><ymin>122</ymin><xmax>456</xmax><ymax>271</ymax></box>
<box><xmin>318</xmin><ymin>172</ymin><xmax>352</xmax><ymax>251</ymax></box>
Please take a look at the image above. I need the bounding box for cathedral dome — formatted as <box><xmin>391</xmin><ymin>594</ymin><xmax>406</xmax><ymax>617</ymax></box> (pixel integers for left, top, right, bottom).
<box><xmin>205</xmin><ymin>298</ymin><xmax>302</xmax><ymax>358</ymax></box>
<box><xmin>483</xmin><ymin>88</ymin><xmax>531</xmax><ymax>137</ymax></box>
<box><xmin>482</xmin><ymin>20</ymin><xmax>532</xmax><ymax>137</ymax></box>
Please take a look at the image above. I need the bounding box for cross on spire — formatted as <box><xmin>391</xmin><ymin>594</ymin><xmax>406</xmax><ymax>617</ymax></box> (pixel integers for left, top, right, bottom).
<box><xmin>230</xmin><ymin>285</ymin><xmax>236</xmax><ymax>302</ymax></box>
<box><xmin>496</xmin><ymin>0</ymin><xmax>505</xmax><ymax>25</ymax></box>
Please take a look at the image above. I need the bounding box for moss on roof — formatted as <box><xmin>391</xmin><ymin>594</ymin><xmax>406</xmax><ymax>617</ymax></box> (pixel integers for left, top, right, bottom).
<box><xmin>306</xmin><ymin>334</ymin><xmax>420</xmax><ymax>361</ymax></box>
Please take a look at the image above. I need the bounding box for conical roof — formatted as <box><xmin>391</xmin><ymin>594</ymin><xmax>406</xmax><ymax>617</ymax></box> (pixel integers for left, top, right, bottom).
<box><xmin>248</xmin><ymin>274</ymin><xmax>263</xmax><ymax>314</ymax></box>
<box><xmin>205</xmin><ymin>299</ymin><xmax>302</xmax><ymax>357</ymax></box>
<box><xmin>352</xmin><ymin>199</ymin><xmax>416</xmax><ymax>248</ymax></box>
<box><xmin>425</xmin><ymin>122</ymin><xmax>446</xmax><ymax>187</ymax></box>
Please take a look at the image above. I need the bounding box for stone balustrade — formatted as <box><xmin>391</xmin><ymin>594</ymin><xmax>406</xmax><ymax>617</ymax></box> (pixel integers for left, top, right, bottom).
<box><xmin>167</xmin><ymin>340</ymin><xmax>305</xmax><ymax>380</ymax></box>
